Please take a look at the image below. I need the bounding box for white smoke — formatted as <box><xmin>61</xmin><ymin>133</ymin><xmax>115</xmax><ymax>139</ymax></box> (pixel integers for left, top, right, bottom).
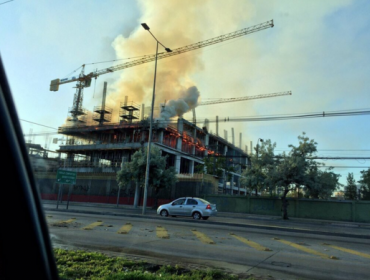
<box><xmin>158</xmin><ymin>86</ymin><xmax>200</xmax><ymax>121</ymax></box>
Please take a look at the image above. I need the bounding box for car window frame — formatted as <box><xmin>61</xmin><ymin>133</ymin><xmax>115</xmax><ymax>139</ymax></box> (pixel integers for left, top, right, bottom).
<box><xmin>172</xmin><ymin>198</ymin><xmax>186</xmax><ymax>205</ymax></box>
<box><xmin>0</xmin><ymin>55</ymin><xmax>59</xmax><ymax>280</ymax></box>
<box><xmin>186</xmin><ymin>198</ymin><xmax>198</xmax><ymax>205</ymax></box>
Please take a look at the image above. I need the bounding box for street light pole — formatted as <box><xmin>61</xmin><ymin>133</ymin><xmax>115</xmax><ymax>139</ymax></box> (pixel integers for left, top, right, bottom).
<box><xmin>255</xmin><ymin>138</ymin><xmax>263</xmax><ymax>196</ymax></box>
<box><xmin>141</xmin><ymin>23</ymin><xmax>172</xmax><ymax>215</ymax></box>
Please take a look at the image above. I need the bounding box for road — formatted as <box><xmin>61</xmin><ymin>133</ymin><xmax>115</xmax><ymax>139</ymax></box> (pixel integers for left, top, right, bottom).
<box><xmin>44</xmin><ymin>206</ymin><xmax>370</xmax><ymax>280</ymax></box>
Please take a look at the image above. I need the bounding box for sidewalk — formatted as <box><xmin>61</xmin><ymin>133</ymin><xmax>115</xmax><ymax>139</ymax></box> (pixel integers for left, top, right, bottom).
<box><xmin>42</xmin><ymin>199</ymin><xmax>370</xmax><ymax>230</ymax></box>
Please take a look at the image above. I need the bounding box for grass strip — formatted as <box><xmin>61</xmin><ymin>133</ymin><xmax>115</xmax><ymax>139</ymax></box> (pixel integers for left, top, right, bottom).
<box><xmin>54</xmin><ymin>248</ymin><xmax>258</xmax><ymax>280</ymax></box>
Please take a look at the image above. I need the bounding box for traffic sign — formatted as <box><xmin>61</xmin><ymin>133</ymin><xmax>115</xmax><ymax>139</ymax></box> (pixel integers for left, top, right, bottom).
<box><xmin>56</xmin><ymin>169</ymin><xmax>77</xmax><ymax>184</ymax></box>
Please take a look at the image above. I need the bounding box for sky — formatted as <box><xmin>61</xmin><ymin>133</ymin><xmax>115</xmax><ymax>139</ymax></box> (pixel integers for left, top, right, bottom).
<box><xmin>1</xmin><ymin>0</ymin><xmax>369</xmax><ymax>187</ymax></box>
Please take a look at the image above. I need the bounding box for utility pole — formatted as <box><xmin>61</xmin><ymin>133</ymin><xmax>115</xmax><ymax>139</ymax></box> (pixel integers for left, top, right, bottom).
<box><xmin>255</xmin><ymin>138</ymin><xmax>263</xmax><ymax>196</ymax></box>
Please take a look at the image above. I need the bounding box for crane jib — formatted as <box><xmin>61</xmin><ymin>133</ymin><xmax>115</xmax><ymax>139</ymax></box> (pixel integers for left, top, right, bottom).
<box><xmin>50</xmin><ymin>19</ymin><xmax>273</xmax><ymax>91</ymax></box>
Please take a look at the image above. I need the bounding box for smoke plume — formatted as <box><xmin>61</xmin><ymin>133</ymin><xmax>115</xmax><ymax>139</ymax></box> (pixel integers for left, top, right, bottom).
<box><xmin>159</xmin><ymin>86</ymin><xmax>200</xmax><ymax>120</ymax></box>
<box><xmin>103</xmin><ymin>0</ymin><xmax>254</xmax><ymax>123</ymax></box>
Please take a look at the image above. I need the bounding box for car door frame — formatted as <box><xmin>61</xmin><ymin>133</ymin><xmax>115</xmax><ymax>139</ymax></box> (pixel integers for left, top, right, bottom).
<box><xmin>0</xmin><ymin>55</ymin><xmax>59</xmax><ymax>280</ymax></box>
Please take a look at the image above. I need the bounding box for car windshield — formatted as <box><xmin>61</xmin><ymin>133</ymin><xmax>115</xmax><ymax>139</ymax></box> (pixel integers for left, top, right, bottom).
<box><xmin>1</xmin><ymin>1</ymin><xmax>370</xmax><ymax>279</ymax></box>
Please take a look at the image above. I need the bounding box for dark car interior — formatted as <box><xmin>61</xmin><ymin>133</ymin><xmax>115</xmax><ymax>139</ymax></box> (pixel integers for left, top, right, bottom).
<box><xmin>0</xmin><ymin>55</ymin><xmax>59</xmax><ymax>279</ymax></box>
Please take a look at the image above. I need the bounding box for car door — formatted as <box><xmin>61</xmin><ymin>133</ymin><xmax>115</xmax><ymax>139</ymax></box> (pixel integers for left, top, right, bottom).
<box><xmin>168</xmin><ymin>198</ymin><xmax>186</xmax><ymax>215</ymax></box>
<box><xmin>183</xmin><ymin>198</ymin><xmax>198</xmax><ymax>216</ymax></box>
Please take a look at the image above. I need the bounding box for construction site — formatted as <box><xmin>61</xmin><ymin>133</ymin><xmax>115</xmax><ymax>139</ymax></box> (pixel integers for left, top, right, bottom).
<box><xmin>31</xmin><ymin>20</ymin><xmax>287</xmax><ymax>206</ymax></box>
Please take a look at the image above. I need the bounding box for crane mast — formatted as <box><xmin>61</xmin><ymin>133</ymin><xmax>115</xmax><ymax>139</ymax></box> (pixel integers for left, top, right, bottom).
<box><xmin>50</xmin><ymin>20</ymin><xmax>274</xmax><ymax>122</ymax></box>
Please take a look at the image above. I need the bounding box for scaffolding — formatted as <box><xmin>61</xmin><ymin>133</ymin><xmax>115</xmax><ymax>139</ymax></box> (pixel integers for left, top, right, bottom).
<box><xmin>68</xmin><ymin>107</ymin><xmax>87</xmax><ymax>123</ymax></box>
<box><xmin>93</xmin><ymin>105</ymin><xmax>112</xmax><ymax>124</ymax></box>
<box><xmin>119</xmin><ymin>98</ymin><xmax>140</xmax><ymax>123</ymax></box>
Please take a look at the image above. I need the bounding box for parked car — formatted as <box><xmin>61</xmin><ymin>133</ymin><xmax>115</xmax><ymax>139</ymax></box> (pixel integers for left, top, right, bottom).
<box><xmin>157</xmin><ymin>197</ymin><xmax>217</xmax><ymax>220</ymax></box>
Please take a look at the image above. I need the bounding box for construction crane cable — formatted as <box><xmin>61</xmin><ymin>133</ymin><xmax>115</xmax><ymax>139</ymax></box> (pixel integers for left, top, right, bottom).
<box><xmin>62</xmin><ymin>66</ymin><xmax>82</xmax><ymax>79</ymax></box>
<box><xmin>20</xmin><ymin>119</ymin><xmax>57</xmax><ymax>130</ymax></box>
<box><xmin>84</xmin><ymin>53</ymin><xmax>160</xmax><ymax>66</ymax></box>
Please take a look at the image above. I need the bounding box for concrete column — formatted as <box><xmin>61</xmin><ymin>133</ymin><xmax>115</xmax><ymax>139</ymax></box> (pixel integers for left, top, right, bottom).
<box><xmin>223</xmin><ymin>146</ymin><xmax>228</xmax><ymax>194</ymax></box>
<box><xmin>230</xmin><ymin>174</ymin><xmax>234</xmax><ymax>195</ymax></box>
<box><xmin>237</xmin><ymin>177</ymin><xmax>241</xmax><ymax>195</ymax></box>
<box><xmin>158</xmin><ymin>130</ymin><xmax>164</xmax><ymax>144</ymax></box>
<box><xmin>121</xmin><ymin>155</ymin><xmax>128</xmax><ymax>169</ymax></box>
<box><xmin>204</xmin><ymin>134</ymin><xmax>210</xmax><ymax>157</ymax></box>
<box><xmin>192</xmin><ymin>127</ymin><xmax>196</xmax><ymax>155</ymax></box>
<box><xmin>176</xmin><ymin>118</ymin><xmax>184</xmax><ymax>151</ymax></box>
<box><xmin>67</xmin><ymin>153</ymin><xmax>74</xmax><ymax>168</ymax></box>
<box><xmin>175</xmin><ymin>155</ymin><xmax>181</xmax><ymax>174</ymax></box>
<box><xmin>189</xmin><ymin>160</ymin><xmax>194</xmax><ymax>176</ymax></box>
<box><xmin>106</xmin><ymin>179</ymin><xmax>111</xmax><ymax>196</ymax></box>
<box><xmin>93</xmin><ymin>156</ymin><xmax>99</xmax><ymax>168</ymax></box>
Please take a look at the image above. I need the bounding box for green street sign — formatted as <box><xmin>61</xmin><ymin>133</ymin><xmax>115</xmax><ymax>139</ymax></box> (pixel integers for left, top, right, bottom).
<box><xmin>56</xmin><ymin>169</ymin><xmax>77</xmax><ymax>184</ymax></box>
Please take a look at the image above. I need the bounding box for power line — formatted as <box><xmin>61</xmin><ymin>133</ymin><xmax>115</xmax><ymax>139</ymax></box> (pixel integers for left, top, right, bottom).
<box><xmin>20</xmin><ymin>119</ymin><xmax>57</xmax><ymax>130</ymax></box>
<box><xmin>143</xmin><ymin>107</ymin><xmax>370</xmax><ymax>125</ymax></box>
<box><xmin>0</xmin><ymin>0</ymin><xmax>14</xmax><ymax>6</ymax></box>
<box><xmin>317</xmin><ymin>166</ymin><xmax>370</xmax><ymax>168</ymax></box>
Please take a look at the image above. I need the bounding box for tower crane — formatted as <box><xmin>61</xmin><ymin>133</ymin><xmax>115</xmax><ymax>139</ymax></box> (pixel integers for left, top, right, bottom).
<box><xmin>50</xmin><ymin>20</ymin><xmax>274</xmax><ymax>122</ymax></box>
<box><xmin>192</xmin><ymin>91</ymin><xmax>292</xmax><ymax>124</ymax></box>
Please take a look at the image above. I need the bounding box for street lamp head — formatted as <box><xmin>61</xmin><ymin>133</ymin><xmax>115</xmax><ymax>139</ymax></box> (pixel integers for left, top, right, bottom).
<box><xmin>165</xmin><ymin>47</ymin><xmax>172</xmax><ymax>53</ymax></box>
<box><xmin>141</xmin><ymin>23</ymin><xmax>150</xmax><ymax>30</ymax></box>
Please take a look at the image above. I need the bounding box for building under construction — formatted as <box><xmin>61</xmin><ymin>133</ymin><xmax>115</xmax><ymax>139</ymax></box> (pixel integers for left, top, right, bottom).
<box><xmin>56</xmin><ymin>99</ymin><xmax>249</xmax><ymax>194</ymax></box>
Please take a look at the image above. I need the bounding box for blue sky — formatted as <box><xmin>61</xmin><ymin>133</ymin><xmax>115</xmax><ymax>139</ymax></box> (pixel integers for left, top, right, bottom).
<box><xmin>1</xmin><ymin>0</ymin><xmax>369</xmax><ymax>186</ymax></box>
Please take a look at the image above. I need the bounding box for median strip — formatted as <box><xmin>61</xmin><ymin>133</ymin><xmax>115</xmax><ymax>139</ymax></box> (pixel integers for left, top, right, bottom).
<box><xmin>275</xmin><ymin>238</ymin><xmax>338</xmax><ymax>260</ymax></box>
<box><xmin>82</xmin><ymin>221</ymin><xmax>103</xmax><ymax>230</ymax></box>
<box><xmin>156</xmin><ymin>226</ymin><xmax>169</xmax><ymax>239</ymax></box>
<box><xmin>117</xmin><ymin>223</ymin><xmax>132</xmax><ymax>234</ymax></box>
<box><xmin>191</xmin><ymin>229</ymin><xmax>215</xmax><ymax>244</ymax></box>
<box><xmin>230</xmin><ymin>233</ymin><xmax>271</xmax><ymax>251</ymax></box>
<box><xmin>322</xmin><ymin>243</ymin><xmax>370</xmax><ymax>259</ymax></box>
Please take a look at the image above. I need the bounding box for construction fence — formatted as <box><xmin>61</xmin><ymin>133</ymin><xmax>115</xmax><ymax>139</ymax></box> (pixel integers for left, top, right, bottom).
<box><xmin>204</xmin><ymin>195</ymin><xmax>370</xmax><ymax>223</ymax></box>
<box><xmin>36</xmin><ymin>172</ymin><xmax>218</xmax><ymax>207</ymax></box>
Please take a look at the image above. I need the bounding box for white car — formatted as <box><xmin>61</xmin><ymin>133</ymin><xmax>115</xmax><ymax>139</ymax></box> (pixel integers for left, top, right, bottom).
<box><xmin>157</xmin><ymin>197</ymin><xmax>217</xmax><ymax>220</ymax></box>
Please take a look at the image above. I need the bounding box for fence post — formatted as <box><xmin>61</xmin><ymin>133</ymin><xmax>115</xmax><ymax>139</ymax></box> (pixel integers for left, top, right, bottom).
<box><xmin>66</xmin><ymin>184</ymin><xmax>72</xmax><ymax>210</ymax></box>
<box><xmin>296</xmin><ymin>198</ymin><xmax>300</xmax><ymax>218</ymax></box>
<box><xmin>351</xmin><ymin>201</ymin><xmax>356</xmax><ymax>222</ymax></box>
<box><xmin>116</xmin><ymin>186</ymin><xmax>121</xmax><ymax>208</ymax></box>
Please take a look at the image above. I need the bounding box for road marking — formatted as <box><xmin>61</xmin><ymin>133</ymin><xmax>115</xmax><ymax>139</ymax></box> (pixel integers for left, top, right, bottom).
<box><xmin>274</xmin><ymin>239</ymin><xmax>338</xmax><ymax>260</ymax></box>
<box><xmin>82</xmin><ymin>221</ymin><xmax>103</xmax><ymax>230</ymax></box>
<box><xmin>53</xmin><ymin>218</ymin><xmax>76</xmax><ymax>225</ymax></box>
<box><xmin>156</xmin><ymin>226</ymin><xmax>169</xmax><ymax>239</ymax></box>
<box><xmin>117</xmin><ymin>223</ymin><xmax>132</xmax><ymax>234</ymax></box>
<box><xmin>230</xmin><ymin>234</ymin><xmax>272</xmax><ymax>251</ymax></box>
<box><xmin>191</xmin><ymin>229</ymin><xmax>215</xmax><ymax>244</ymax></box>
<box><xmin>323</xmin><ymin>243</ymin><xmax>370</xmax><ymax>259</ymax></box>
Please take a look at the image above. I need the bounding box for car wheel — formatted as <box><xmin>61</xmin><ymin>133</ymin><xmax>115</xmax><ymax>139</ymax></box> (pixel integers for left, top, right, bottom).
<box><xmin>192</xmin><ymin>211</ymin><xmax>201</xmax><ymax>220</ymax></box>
<box><xmin>160</xmin><ymin>210</ymin><xmax>169</xmax><ymax>217</ymax></box>
<box><xmin>202</xmin><ymin>217</ymin><xmax>209</xmax><ymax>220</ymax></box>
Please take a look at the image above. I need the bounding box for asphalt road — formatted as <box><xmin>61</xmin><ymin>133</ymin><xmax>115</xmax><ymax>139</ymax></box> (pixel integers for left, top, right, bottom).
<box><xmin>45</xmin><ymin>209</ymin><xmax>370</xmax><ymax>280</ymax></box>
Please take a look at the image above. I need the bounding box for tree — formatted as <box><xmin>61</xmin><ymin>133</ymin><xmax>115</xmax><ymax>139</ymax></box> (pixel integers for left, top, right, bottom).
<box><xmin>116</xmin><ymin>146</ymin><xmax>177</xmax><ymax>208</ymax></box>
<box><xmin>304</xmin><ymin>168</ymin><xmax>341</xmax><ymax>199</ymax></box>
<box><xmin>240</xmin><ymin>139</ymin><xmax>277</xmax><ymax>196</ymax></box>
<box><xmin>358</xmin><ymin>168</ymin><xmax>370</xmax><ymax>200</ymax></box>
<box><xmin>195</xmin><ymin>156</ymin><xmax>224</xmax><ymax>178</ymax></box>
<box><xmin>196</xmin><ymin>155</ymin><xmax>236</xmax><ymax>194</ymax></box>
<box><xmin>344</xmin><ymin>173</ymin><xmax>357</xmax><ymax>200</ymax></box>
<box><xmin>267</xmin><ymin>133</ymin><xmax>319</xmax><ymax>219</ymax></box>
